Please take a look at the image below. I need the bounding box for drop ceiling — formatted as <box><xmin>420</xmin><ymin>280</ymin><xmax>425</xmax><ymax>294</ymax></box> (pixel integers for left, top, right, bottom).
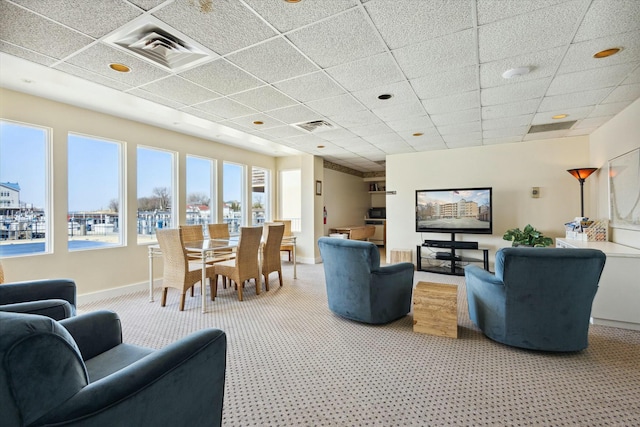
<box><xmin>1</xmin><ymin>0</ymin><xmax>639</xmax><ymax>173</ymax></box>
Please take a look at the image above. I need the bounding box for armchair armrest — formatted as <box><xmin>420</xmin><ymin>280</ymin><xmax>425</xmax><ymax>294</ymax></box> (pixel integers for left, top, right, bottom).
<box><xmin>0</xmin><ymin>278</ymin><xmax>76</xmax><ymax>314</ymax></box>
<box><xmin>37</xmin><ymin>328</ymin><xmax>227</xmax><ymax>426</ymax></box>
<box><xmin>0</xmin><ymin>299</ymin><xmax>73</xmax><ymax>321</ymax></box>
<box><xmin>60</xmin><ymin>310</ymin><xmax>123</xmax><ymax>361</ymax></box>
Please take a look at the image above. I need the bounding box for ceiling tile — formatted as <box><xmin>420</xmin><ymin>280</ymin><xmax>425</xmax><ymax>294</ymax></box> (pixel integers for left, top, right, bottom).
<box><xmin>539</xmin><ymin>87</ymin><xmax>612</xmax><ymax>111</ymax></box>
<box><xmin>230</xmin><ymin>86</ymin><xmax>297</xmax><ymax>112</ymax></box>
<box><xmin>531</xmin><ymin>106</ymin><xmax>593</xmax><ymax>124</ymax></box>
<box><xmin>601</xmin><ymin>82</ymin><xmax>640</xmax><ymax>103</ymax></box>
<box><xmin>226</xmin><ymin>37</ymin><xmax>318</xmax><ymax>84</ymax></box>
<box><xmin>153</xmin><ymin>0</ymin><xmax>276</xmax><ymax>55</ymax></box>
<box><xmin>365</xmin><ymin>0</ymin><xmax>473</xmax><ymax>49</ymax></box>
<box><xmin>332</xmin><ymin>137</ymin><xmax>374</xmax><ymax>149</ymax></box>
<box><xmin>127</xmin><ymin>1</ymin><xmax>164</xmax><ymax>11</ymax></box>
<box><xmin>480</xmin><ymin>46</ymin><xmax>565</xmax><ymax>89</ymax></box>
<box><xmin>477</xmin><ymin>0</ymin><xmax>568</xmax><ymax>25</ymax></box>
<box><xmin>623</xmin><ymin>65</ymin><xmax>640</xmax><ymax>84</ymax></box>
<box><xmin>573</xmin><ymin>116</ymin><xmax>614</xmax><ymax>129</ymax></box>
<box><xmin>411</xmin><ymin>66</ymin><xmax>478</xmax><ymax>99</ymax></box>
<box><xmin>179</xmin><ymin>59</ymin><xmax>263</xmax><ymax>96</ymax></box>
<box><xmin>523</xmin><ymin>129</ymin><xmax>569</xmax><ymax>140</ymax></box>
<box><xmin>243</xmin><ymin>0</ymin><xmax>358</xmax><ymax>33</ymax></box>
<box><xmin>437</xmin><ymin>121</ymin><xmax>481</xmax><ymax>136</ymax></box>
<box><xmin>325</xmin><ymin>52</ymin><xmax>405</xmax><ymax>92</ymax></box>
<box><xmin>482</xmin><ymin>136</ymin><xmax>523</xmax><ymax>145</ymax></box>
<box><xmin>443</xmin><ymin>133</ymin><xmax>482</xmax><ymax>146</ymax></box>
<box><xmin>392</xmin><ymin>29</ymin><xmax>476</xmax><ymax>79</ymax></box>
<box><xmin>386</xmin><ymin>115</ymin><xmax>435</xmax><ymax>132</ymax></box>
<box><xmin>139</xmin><ymin>76</ymin><xmax>221</xmax><ymax>105</ymax></box>
<box><xmin>574</xmin><ymin>0</ymin><xmax>640</xmax><ymax>42</ymax></box>
<box><xmin>12</xmin><ymin>0</ymin><xmax>142</xmax><ymax>38</ymax></box>
<box><xmin>483</xmin><ymin>114</ymin><xmax>534</xmax><ymax>130</ymax></box>
<box><xmin>0</xmin><ymin>41</ymin><xmax>56</xmax><ymax>66</ymax></box>
<box><xmin>431</xmin><ymin>108</ymin><xmax>480</xmax><ymax>126</ymax></box>
<box><xmin>372</xmin><ymin>100</ymin><xmax>426</xmax><ymax>121</ymax></box>
<box><xmin>378</xmin><ymin>143</ymin><xmax>415</xmax><ymax>155</ymax></box>
<box><xmin>195</xmin><ymin>97</ymin><xmax>258</xmax><ymax>119</ymax></box>
<box><xmin>547</xmin><ymin>62</ymin><xmax>639</xmax><ymax>96</ymax></box>
<box><xmin>274</xmin><ymin>71</ymin><xmax>345</xmax><ymax>103</ymax></box>
<box><xmin>0</xmin><ymin>1</ymin><xmax>94</xmax><ymax>59</ymax></box>
<box><xmin>328</xmin><ymin>110</ymin><xmax>382</xmax><ymax>128</ymax></box>
<box><xmin>566</xmin><ymin>127</ymin><xmax>597</xmax><ymax>136</ymax></box>
<box><xmin>483</xmin><ymin>126</ymin><xmax>529</xmax><ymax>139</ymax></box>
<box><xmin>402</xmin><ymin>128</ymin><xmax>443</xmax><ymax>143</ymax></box>
<box><xmin>481</xmin><ymin>78</ymin><xmax>550</xmax><ymax>106</ymax></box>
<box><xmin>54</xmin><ymin>62</ymin><xmax>132</xmax><ymax>91</ymax></box>
<box><xmin>588</xmin><ymin>100</ymin><xmax>633</xmax><ymax>117</ymax></box>
<box><xmin>478</xmin><ymin>0</ymin><xmax>588</xmax><ymax>63</ymax></box>
<box><xmin>180</xmin><ymin>106</ymin><xmax>224</xmax><ymax>122</ymax></box>
<box><xmin>287</xmin><ymin>8</ymin><xmax>385</xmax><ymax>68</ymax></box>
<box><xmin>349</xmin><ymin>123</ymin><xmax>393</xmax><ymax>137</ymax></box>
<box><xmin>481</xmin><ymin>99</ymin><xmax>541</xmax><ymax>120</ymax></box>
<box><xmin>258</xmin><ymin>125</ymin><xmax>305</xmax><ymax>139</ymax></box>
<box><xmin>316</xmin><ymin>128</ymin><xmax>356</xmax><ymax>142</ymax></box>
<box><xmin>305</xmin><ymin>94</ymin><xmax>366</xmax><ymax>117</ymax></box>
<box><xmin>351</xmin><ymin>80</ymin><xmax>418</xmax><ymax>109</ymax></box>
<box><xmin>67</xmin><ymin>43</ymin><xmax>169</xmax><ymax>86</ymax></box>
<box><xmin>229</xmin><ymin>113</ymin><xmax>286</xmax><ymax>130</ymax></box>
<box><xmin>128</xmin><ymin>88</ymin><xmax>185</xmax><ymax>109</ymax></box>
<box><xmin>422</xmin><ymin>91</ymin><xmax>479</xmax><ymax>115</ymax></box>
<box><xmin>558</xmin><ymin>30</ymin><xmax>640</xmax><ymax>75</ymax></box>
<box><xmin>266</xmin><ymin>104</ymin><xmax>321</xmax><ymax>124</ymax></box>
<box><xmin>363</xmin><ymin>133</ymin><xmax>405</xmax><ymax>145</ymax></box>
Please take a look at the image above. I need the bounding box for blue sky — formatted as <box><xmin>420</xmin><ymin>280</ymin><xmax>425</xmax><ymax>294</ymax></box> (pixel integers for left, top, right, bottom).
<box><xmin>1</xmin><ymin>121</ymin><xmax>242</xmax><ymax>212</ymax></box>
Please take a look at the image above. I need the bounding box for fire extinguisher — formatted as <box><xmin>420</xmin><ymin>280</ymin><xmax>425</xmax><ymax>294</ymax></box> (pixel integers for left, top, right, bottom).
<box><xmin>323</xmin><ymin>206</ymin><xmax>327</xmax><ymax>224</ymax></box>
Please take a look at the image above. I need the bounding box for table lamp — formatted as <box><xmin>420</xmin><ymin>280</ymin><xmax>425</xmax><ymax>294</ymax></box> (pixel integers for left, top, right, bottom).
<box><xmin>567</xmin><ymin>168</ymin><xmax>598</xmax><ymax>217</ymax></box>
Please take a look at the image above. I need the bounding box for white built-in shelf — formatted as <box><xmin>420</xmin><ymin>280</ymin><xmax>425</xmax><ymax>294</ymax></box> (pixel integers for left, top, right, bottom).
<box><xmin>363</xmin><ymin>176</ymin><xmax>385</xmax><ymax>182</ymax></box>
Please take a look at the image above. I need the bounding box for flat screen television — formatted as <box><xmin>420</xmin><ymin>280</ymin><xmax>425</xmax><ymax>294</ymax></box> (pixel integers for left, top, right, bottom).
<box><xmin>416</xmin><ymin>187</ymin><xmax>493</xmax><ymax>234</ymax></box>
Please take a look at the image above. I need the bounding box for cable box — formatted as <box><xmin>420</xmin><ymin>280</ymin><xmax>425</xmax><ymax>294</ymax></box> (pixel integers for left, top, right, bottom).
<box><xmin>435</xmin><ymin>252</ymin><xmax>461</xmax><ymax>261</ymax></box>
<box><xmin>423</xmin><ymin>239</ymin><xmax>478</xmax><ymax>249</ymax></box>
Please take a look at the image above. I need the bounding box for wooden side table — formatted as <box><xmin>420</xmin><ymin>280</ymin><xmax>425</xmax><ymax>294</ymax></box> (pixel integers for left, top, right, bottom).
<box><xmin>413</xmin><ymin>281</ymin><xmax>458</xmax><ymax>338</ymax></box>
<box><xmin>390</xmin><ymin>248</ymin><xmax>413</xmax><ymax>264</ymax></box>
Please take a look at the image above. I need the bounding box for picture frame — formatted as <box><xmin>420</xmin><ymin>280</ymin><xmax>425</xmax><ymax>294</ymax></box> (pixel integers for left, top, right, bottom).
<box><xmin>316</xmin><ymin>180</ymin><xmax>322</xmax><ymax>196</ymax></box>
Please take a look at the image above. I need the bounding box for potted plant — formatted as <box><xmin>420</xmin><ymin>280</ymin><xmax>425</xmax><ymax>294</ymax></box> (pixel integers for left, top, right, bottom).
<box><xmin>502</xmin><ymin>224</ymin><xmax>553</xmax><ymax>247</ymax></box>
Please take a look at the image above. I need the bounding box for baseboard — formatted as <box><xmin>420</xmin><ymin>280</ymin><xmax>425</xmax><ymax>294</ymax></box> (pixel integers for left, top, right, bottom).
<box><xmin>77</xmin><ymin>280</ymin><xmax>156</xmax><ymax>305</ymax></box>
<box><xmin>592</xmin><ymin>317</ymin><xmax>640</xmax><ymax>331</ymax></box>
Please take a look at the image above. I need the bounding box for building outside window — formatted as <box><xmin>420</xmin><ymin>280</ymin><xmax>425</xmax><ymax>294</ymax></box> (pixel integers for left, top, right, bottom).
<box><xmin>137</xmin><ymin>146</ymin><xmax>175</xmax><ymax>243</ymax></box>
<box><xmin>251</xmin><ymin>166</ymin><xmax>269</xmax><ymax>226</ymax></box>
<box><xmin>186</xmin><ymin>155</ymin><xmax>214</xmax><ymax>234</ymax></box>
<box><xmin>0</xmin><ymin>120</ymin><xmax>50</xmax><ymax>257</ymax></box>
<box><xmin>223</xmin><ymin>162</ymin><xmax>244</xmax><ymax>233</ymax></box>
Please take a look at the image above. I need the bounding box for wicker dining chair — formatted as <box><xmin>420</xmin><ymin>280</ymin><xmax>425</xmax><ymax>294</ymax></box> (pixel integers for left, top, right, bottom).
<box><xmin>179</xmin><ymin>224</ymin><xmax>204</xmax><ymax>242</ymax></box>
<box><xmin>156</xmin><ymin>228</ymin><xmax>215</xmax><ymax>311</ymax></box>
<box><xmin>273</xmin><ymin>219</ymin><xmax>294</xmax><ymax>261</ymax></box>
<box><xmin>208</xmin><ymin>223</ymin><xmax>236</xmax><ymax>265</ymax></box>
<box><xmin>261</xmin><ymin>223</ymin><xmax>285</xmax><ymax>291</ymax></box>
<box><xmin>213</xmin><ymin>226</ymin><xmax>263</xmax><ymax>301</ymax></box>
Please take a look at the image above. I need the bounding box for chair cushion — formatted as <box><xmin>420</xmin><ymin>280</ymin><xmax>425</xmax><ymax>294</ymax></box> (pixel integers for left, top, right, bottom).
<box><xmin>86</xmin><ymin>343</ymin><xmax>154</xmax><ymax>382</ymax></box>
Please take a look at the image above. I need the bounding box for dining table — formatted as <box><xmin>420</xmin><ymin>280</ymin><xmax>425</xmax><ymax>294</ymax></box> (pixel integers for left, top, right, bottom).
<box><xmin>148</xmin><ymin>235</ymin><xmax>297</xmax><ymax>313</ymax></box>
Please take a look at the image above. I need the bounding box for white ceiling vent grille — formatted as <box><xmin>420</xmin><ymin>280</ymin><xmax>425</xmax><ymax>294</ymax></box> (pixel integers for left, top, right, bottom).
<box><xmin>292</xmin><ymin>120</ymin><xmax>335</xmax><ymax>133</ymax></box>
<box><xmin>528</xmin><ymin>121</ymin><xmax>577</xmax><ymax>134</ymax></box>
<box><xmin>104</xmin><ymin>16</ymin><xmax>216</xmax><ymax>72</ymax></box>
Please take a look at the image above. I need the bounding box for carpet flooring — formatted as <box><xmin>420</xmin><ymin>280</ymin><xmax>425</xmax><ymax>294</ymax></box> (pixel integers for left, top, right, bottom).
<box><xmin>79</xmin><ymin>262</ymin><xmax>640</xmax><ymax>426</ymax></box>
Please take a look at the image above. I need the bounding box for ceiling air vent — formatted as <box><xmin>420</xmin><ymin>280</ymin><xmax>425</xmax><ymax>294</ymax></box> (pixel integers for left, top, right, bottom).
<box><xmin>104</xmin><ymin>16</ymin><xmax>215</xmax><ymax>72</ymax></box>
<box><xmin>527</xmin><ymin>121</ymin><xmax>577</xmax><ymax>134</ymax></box>
<box><xmin>293</xmin><ymin>120</ymin><xmax>335</xmax><ymax>133</ymax></box>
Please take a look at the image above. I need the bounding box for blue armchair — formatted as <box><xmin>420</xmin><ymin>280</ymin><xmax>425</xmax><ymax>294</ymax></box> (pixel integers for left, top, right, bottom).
<box><xmin>0</xmin><ymin>278</ymin><xmax>76</xmax><ymax>320</ymax></box>
<box><xmin>465</xmin><ymin>247</ymin><xmax>606</xmax><ymax>352</ymax></box>
<box><xmin>0</xmin><ymin>310</ymin><xmax>227</xmax><ymax>426</ymax></box>
<box><xmin>318</xmin><ymin>237</ymin><xmax>414</xmax><ymax>324</ymax></box>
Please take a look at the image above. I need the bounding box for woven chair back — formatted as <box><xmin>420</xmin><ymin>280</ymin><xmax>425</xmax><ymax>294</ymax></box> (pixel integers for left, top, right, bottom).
<box><xmin>179</xmin><ymin>224</ymin><xmax>204</xmax><ymax>242</ymax></box>
<box><xmin>156</xmin><ymin>229</ymin><xmax>189</xmax><ymax>282</ymax></box>
<box><xmin>235</xmin><ymin>226</ymin><xmax>263</xmax><ymax>268</ymax></box>
<box><xmin>262</xmin><ymin>223</ymin><xmax>284</xmax><ymax>271</ymax></box>
<box><xmin>208</xmin><ymin>223</ymin><xmax>230</xmax><ymax>239</ymax></box>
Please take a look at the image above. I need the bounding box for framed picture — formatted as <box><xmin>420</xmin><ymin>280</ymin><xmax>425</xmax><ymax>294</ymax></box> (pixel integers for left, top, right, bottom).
<box><xmin>316</xmin><ymin>180</ymin><xmax>322</xmax><ymax>196</ymax></box>
<box><xmin>609</xmin><ymin>148</ymin><xmax>640</xmax><ymax>230</ymax></box>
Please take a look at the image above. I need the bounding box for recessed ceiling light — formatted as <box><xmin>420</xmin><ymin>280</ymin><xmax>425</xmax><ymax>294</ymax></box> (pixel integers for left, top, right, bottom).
<box><xmin>109</xmin><ymin>63</ymin><xmax>131</xmax><ymax>73</ymax></box>
<box><xmin>552</xmin><ymin>114</ymin><xmax>568</xmax><ymax>119</ymax></box>
<box><xmin>378</xmin><ymin>94</ymin><xmax>393</xmax><ymax>100</ymax></box>
<box><xmin>502</xmin><ymin>67</ymin><xmax>530</xmax><ymax>79</ymax></box>
<box><xmin>253</xmin><ymin>121</ymin><xmax>264</xmax><ymax>125</ymax></box>
<box><xmin>284</xmin><ymin>0</ymin><xmax>302</xmax><ymax>3</ymax></box>
<box><xmin>593</xmin><ymin>47</ymin><xmax>621</xmax><ymax>59</ymax></box>
<box><xmin>412</xmin><ymin>132</ymin><xmax>424</xmax><ymax>137</ymax></box>
<box><xmin>317</xmin><ymin>145</ymin><xmax>325</xmax><ymax>149</ymax></box>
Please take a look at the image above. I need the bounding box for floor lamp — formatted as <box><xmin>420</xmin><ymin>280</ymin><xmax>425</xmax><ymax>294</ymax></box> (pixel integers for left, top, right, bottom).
<box><xmin>567</xmin><ymin>168</ymin><xmax>598</xmax><ymax>217</ymax></box>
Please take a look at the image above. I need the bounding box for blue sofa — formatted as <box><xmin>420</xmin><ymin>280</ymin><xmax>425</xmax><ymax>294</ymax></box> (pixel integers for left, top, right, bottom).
<box><xmin>318</xmin><ymin>237</ymin><xmax>414</xmax><ymax>324</ymax></box>
<box><xmin>0</xmin><ymin>310</ymin><xmax>227</xmax><ymax>426</ymax></box>
<box><xmin>0</xmin><ymin>278</ymin><xmax>76</xmax><ymax>320</ymax></box>
<box><xmin>465</xmin><ymin>247</ymin><xmax>606</xmax><ymax>352</ymax></box>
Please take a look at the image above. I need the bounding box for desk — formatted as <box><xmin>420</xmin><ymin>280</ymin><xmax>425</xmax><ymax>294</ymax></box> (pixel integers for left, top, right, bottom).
<box><xmin>148</xmin><ymin>235</ymin><xmax>297</xmax><ymax>313</ymax></box>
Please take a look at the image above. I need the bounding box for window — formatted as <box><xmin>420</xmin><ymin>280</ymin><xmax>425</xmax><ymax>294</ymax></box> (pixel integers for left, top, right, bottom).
<box><xmin>251</xmin><ymin>167</ymin><xmax>269</xmax><ymax>226</ymax></box>
<box><xmin>223</xmin><ymin>162</ymin><xmax>244</xmax><ymax>233</ymax></box>
<box><xmin>0</xmin><ymin>120</ymin><xmax>50</xmax><ymax>257</ymax></box>
<box><xmin>186</xmin><ymin>155</ymin><xmax>214</xmax><ymax>234</ymax></box>
<box><xmin>137</xmin><ymin>146</ymin><xmax>175</xmax><ymax>243</ymax></box>
<box><xmin>68</xmin><ymin>133</ymin><xmax>123</xmax><ymax>250</ymax></box>
<box><xmin>280</xmin><ymin>169</ymin><xmax>301</xmax><ymax>232</ymax></box>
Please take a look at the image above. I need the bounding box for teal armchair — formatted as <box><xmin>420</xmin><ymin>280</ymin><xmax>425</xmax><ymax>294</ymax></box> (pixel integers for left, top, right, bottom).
<box><xmin>465</xmin><ymin>247</ymin><xmax>606</xmax><ymax>352</ymax></box>
<box><xmin>0</xmin><ymin>278</ymin><xmax>76</xmax><ymax>320</ymax></box>
<box><xmin>318</xmin><ymin>237</ymin><xmax>414</xmax><ymax>324</ymax></box>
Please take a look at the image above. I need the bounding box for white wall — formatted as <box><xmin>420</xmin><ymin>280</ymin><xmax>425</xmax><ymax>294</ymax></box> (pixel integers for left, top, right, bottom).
<box><xmin>386</xmin><ymin>136</ymin><xmax>591</xmax><ymax>265</ymax></box>
<box><xmin>323</xmin><ymin>168</ymin><xmax>370</xmax><ymax>235</ymax></box>
<box><xmin>1</xmin><ymin>89</ymin><xmax>276</xmax><ymax>295</ymax></box>
<box><xmin>589</xmin><ymin>98</ymin><xmax>640</xmax><ymax>249</ymax></box>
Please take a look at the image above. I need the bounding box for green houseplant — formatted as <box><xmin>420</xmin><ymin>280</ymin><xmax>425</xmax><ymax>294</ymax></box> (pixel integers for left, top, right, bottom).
<box><xmin>502</xmin><ymin>224</ymin><xmax>553</xmax><ymax>247</ymax></box>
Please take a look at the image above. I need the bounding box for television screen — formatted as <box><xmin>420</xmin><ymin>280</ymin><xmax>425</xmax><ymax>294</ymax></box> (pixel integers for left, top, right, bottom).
<box><xmin>416</xmin><ymin>187</ymin><xmax>492</xmax><ymax>234</ymax></box>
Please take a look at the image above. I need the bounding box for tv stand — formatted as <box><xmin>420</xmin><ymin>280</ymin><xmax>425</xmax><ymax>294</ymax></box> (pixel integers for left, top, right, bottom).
<box><xmin>417</xmin><ymin>233</ymin><xmax>489</xmax><ymax>276</ymax></box>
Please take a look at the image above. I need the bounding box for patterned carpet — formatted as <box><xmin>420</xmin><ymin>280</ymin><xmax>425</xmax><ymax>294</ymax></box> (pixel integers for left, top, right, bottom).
<box><xmin>79</xmin><ymin>262</ymin><xmax>640</xmax><ymax>426</ymax></box>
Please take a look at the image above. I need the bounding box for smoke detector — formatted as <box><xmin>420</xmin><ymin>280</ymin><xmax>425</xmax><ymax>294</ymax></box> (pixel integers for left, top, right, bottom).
<box><xmin>502</xmin><ymin>67</ymin><xmax>531</xmax><ymax>79</ymax></box>
<box><xmin>292</xmin><ymin>120</ymin><xmax>335</xmax><ymax>133</ymax></box>
<box><xmin>104</xmin><ymin>16</ymin><xmax>216</xmax><ymax>72</ymax></box>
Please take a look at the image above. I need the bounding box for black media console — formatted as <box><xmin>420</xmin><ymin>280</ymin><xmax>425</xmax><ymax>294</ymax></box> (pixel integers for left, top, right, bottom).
<box><xmin>417</xmin><ymin>234</ymin><xmax>489</xmax><ymax>276</ymax></box>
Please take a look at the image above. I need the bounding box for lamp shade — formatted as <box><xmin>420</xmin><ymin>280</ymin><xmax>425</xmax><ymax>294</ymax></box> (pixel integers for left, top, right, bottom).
<box><xmin>567</xmin><ymin>168</ymin><xmax>598</xmax><ymax>181</ymax></box>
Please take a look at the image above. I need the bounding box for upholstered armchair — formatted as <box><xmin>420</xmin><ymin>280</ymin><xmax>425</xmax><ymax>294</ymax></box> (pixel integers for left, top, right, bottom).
<box><xmin>465</xmin><ymin>247</ymin><xmax>606</xmax><ymax>352</ymax></box>
<box><xmin>0</xmin><ymin>278</ymin><xmax>76</xmax><ymax>320</ymax></box>
<box><xmin>318</xmin><ymin>237</ymin><xmax>414</xmax><ymax>324</ymax></box>
<box><xmin>0</xmin><ymin>310</ymin><xmax>227</xmax><ymax>426</ymax></box>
